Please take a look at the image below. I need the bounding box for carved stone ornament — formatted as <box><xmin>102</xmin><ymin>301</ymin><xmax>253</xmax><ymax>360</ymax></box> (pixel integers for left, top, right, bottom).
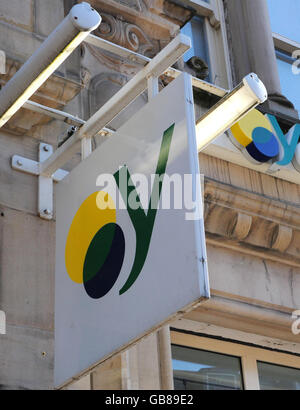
<box><xmin>87</xmin><ymin>71</ymin><xmax>148</xmax><ymax>131</ymax></box>
<box><xmin>226</xmin><ymin>212</ymin><xmax>253</xmax><ymax>241</ymax></box>
<box><xmin>88</xmin><ymin>0</ymin><xmax>178</xmax><ymax>40</ymax></box>
<box><xmin>84</xmin><ymin>41</ymin><xmax>143</xmax><ymax>77</ymax></box>
<box><xmin>270</xmin><ymin>224</ymin><xmax>293</xmax><ymax>253</ymax></box>
<box><xmin>84</xmin><ymin>12</ymin><xmax>160</xmax><ymax>75</ymax></box>
<box><xmin>204</xmin><ymin>179</ymin><xmax>299</xmax><ymax>266</ymax></box>
<box><xmin>186</xmin><ymin>56</ymin><xmax>209</xmax><ymax>80</ymax></box>
<box><xmin>94</xmin><ymin>12</ymin><xmax>159</xmax><ymax>57</ymax></box>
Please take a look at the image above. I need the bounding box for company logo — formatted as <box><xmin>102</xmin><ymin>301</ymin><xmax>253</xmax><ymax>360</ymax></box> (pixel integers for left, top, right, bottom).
<box><xmin>65</xmin><ymin>124</ymin><xmax>175</xmax><ymax>299</ymax></box>
<box><xmin>230</xmin><ymin>109</ymin><xmax>300</xmax><ymax>172</ymax></box>
<box><xmin>65</xmin><ymin>191</ymin><xmax>125</xmax><ymax>299</ymax></box>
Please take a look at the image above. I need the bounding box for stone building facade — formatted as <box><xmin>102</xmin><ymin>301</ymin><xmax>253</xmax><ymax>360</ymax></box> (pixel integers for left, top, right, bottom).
<box><xmin>0</xmin><ymin>0</ymin><xmax>299</xmax><ymax>389</ymax></box>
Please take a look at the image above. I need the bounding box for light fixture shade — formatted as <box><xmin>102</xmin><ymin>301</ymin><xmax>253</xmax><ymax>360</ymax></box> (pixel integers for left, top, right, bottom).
<box><xmin>196</xmin><ymin>73</ymin><xmax>268</xmax><ymax>152</ymax></box>
<box><xmin>0</xmin><ymin>2</ymin><xmax>101</xmax><ymax>129</ymax></box>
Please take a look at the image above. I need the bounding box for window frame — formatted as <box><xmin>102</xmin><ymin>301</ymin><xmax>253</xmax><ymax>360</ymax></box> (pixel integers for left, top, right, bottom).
<box><xmin>172</xmin><ymin>342</ymin><xmax>245</xmax><ymax>390</ymax></box>
<box><xmin>171</xmin><ymin>330</ymin><xmax>300</xmax><ymax>390</ymax></box>
<box><xmin>273</xmin><ymin>33</ymin><xmax>300</xmax><ymax>56</ymax></box>
<box><xmin>271</xmin><ymin>33</ymin><xmax>300</xmax><ymax>114</ymax></box>
<box><xmin>180</xmin><ymin>0</ymin><xmax>233</xmax><ymax>90</ymax></box>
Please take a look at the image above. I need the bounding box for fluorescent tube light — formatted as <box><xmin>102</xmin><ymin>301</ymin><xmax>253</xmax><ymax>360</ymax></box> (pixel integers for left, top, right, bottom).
<box><xmin>0</xmin><ymin>2</ymin><xmax>101</xmax><ymax>129</ymax></box>
<box><xmin>196</xmin><ymin>73</ymin><xmax>268</xmax><ymax>152</ymax></box>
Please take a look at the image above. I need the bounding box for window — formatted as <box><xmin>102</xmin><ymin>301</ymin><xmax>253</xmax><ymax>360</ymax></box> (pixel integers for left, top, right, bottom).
<box><xmin>171</xmin><ymin>331</ymin><xmax>300</xmax><ymax>390</ymax></box>
<box><xmin>181</xmin><ymin>17</ymin><xmax>209</xmax><ymax>67</ymax></box>
<box><xmin>172</xmin><ymin>345</ymin><xmax>243</xmax><ymax>390</ymax></box>
<box><xmin>267</xmin><ymin>0</ymin><xmax>300</xmax><ymax>114</ymax></box>
<box><xmin>258</xmin><ymin>362</ymin><xmax>300</xmax><ymax>391</ymax></box>
<box><xmin>275</xmin><ymin>50</ymin><xmax>300</xmax><ymax>112</ymax></box>
<box><xmin>178</xmin><ymin>0</ymin><xmax>232</xmax><ymax>89</ymax></box>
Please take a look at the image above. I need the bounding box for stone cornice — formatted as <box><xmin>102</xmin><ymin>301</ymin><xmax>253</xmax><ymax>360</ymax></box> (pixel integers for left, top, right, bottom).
<box><xmin>173</xmin><ymin>292</ymin><xmax>300</xmax><ymax>352</ymax></box>
<box><xmin>0</xmin><ymin>58</ymin><xmax>83</xmax><ymax>136</ymax></box>
<box><xmin>204</xmin><ymin>178</ymin><xmax>300</xmax><ymax>267</ymax></box>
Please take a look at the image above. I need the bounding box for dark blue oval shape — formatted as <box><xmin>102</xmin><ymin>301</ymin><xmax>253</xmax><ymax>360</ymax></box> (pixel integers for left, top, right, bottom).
<box><xmin>247</xmin><ymin>127</ymin><xmax>279</xmax><ymax>162</ymax></box>
<box><xmin>83</xmin><ymin>223</ymin><xmax>125</xmax><ymax>299</ymax></box>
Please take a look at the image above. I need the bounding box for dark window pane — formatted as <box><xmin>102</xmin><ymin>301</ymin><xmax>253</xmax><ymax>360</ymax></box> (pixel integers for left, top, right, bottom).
<box><xmin>172</xmin><ymin>344</ymin><xmax>243</xmax><ymax>390</ymax></box>
<box><xmin>258</xmin><ymin>361</ymin><xmax>300</xmax><ymax>390</ymax></box>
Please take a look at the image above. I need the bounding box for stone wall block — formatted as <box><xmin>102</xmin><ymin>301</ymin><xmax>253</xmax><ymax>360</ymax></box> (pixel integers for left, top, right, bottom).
<box><xmin>0</xmin><ymin>0</ymin><xmax>33</xmax><ymax>31</ymax></box>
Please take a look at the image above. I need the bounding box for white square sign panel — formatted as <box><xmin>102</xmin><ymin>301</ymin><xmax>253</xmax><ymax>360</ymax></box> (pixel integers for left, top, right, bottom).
<box><xmin>54</xmin><ymin>73</ymin><xmax>210</xmax><ymax>387</ymax></box>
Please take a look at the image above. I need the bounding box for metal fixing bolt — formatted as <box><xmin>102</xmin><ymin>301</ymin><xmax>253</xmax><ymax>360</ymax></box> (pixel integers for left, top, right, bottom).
<box><xmin>129</xmin><ymin>55</ymin><xmax>137</xmax><ymax>63</ymax></box>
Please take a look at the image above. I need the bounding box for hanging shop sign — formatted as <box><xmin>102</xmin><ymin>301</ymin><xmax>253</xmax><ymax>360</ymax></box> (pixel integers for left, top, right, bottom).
<box><xmin>54</xmin><ymin>73</ymin><xmax>210</xmax><ymax>388</ymax></box>
<box><xmin>230</xmin><ymin>109</ymin><xmax>300</xmax><ymax>173</ymax></box>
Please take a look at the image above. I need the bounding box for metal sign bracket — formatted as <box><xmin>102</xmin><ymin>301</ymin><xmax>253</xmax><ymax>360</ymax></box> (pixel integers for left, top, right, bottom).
<box><xmin>9</xmin><ymin>33</ymin><xmax>194</xmax><ymax>221</ymax></box>
<box><xmin>11</xmin><ymin>143</ymin><xmax>69</xmax><ymax>220</ymax></box>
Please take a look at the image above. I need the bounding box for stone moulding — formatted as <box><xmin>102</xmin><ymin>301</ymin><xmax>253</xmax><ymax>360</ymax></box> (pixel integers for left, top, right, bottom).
<box><xmin>0</xmin><ymin>58</ymin><xmax>83</xmax><ymax>136</ymax></box>
<box><xmin>88</xmin><ymin>0</ymin><xmax>179</xmax><ymax>40</ymax></box>
<box><xmin>145</xmin><ymin>0</ymin><xmax>195</xmax><ymax>27</ymax></box>
<box><xmin>270</xmin><ymin>224</ymin><xmax>293</xmax><ymax>253</ymax></box>
<box><xmin>204</xmin><ymin>179</ymin><xmax>300</xmax><ymax>266</ymax></box>
<box><xmin>176</xmin><ymin>294</ymin><xmax>300</xmax><ymax>349</ymax></box>
<box><xmin>226</xmin><ymin>212</ymin><xmax>252</xmax><ymax>241</ymax></box>
<box><xmin>95</xmin><ymin>12</ymin><xmax>159</xmax><ymax>57</ymax></box>
<box><xmin>83</xmin><ymin>11</ymin><xmax>161</xmax><ymax>77</ymax></box>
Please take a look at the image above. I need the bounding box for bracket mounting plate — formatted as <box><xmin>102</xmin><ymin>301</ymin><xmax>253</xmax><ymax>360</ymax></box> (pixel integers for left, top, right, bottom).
<box><xmin>11</xmin><ymin>143</ymin><xmax>69</xmax><ymax>220</ymax></box>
